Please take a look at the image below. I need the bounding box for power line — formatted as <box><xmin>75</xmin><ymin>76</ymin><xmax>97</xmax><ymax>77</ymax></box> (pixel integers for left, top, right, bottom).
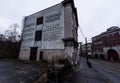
<box><xmin>78</xmin><ymin>25</ymin><xmax>85</xmax><ymax>39</ymax></box>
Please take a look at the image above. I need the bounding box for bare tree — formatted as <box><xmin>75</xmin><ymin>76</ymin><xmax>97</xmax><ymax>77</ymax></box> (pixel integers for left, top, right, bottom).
<box><xmin>0</xmin><ymin>34</ymin><xmax>4</xmax><ymax>41</ymax></box>
<box><xmin>4</xmin><ymin>23</ymin><xmax>21</xmax><ymax>42</ymax></box>
<box><xmin>9</xmin><ymin>23</ymin><xmax>20</xmax><ymax>41</ymax></box>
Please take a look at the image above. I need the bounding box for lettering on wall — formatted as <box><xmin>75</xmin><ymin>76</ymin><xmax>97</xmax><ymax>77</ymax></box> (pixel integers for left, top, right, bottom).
<box><xmin>21</xmin><ymin>10</ymin><xmax>64</xmax><ymax>49</ymax></box>
<box><xmin>45</xmin><ymin>12</ymin><xmax>61</xmax><ymax>23</ymax></box>
<box><xmin>43</xmin><ymin>12</ymin><xmax>64</xmax><ymax>41</ymax></box>
<box><xmin>21</xmin><ymin>22</ymin><xmax>35</xmax><ymax>49</ymax></box>
<box><xmin>43</xmin><ymin>24</ymin><xmax>63</xmax><ymax>41</ymax></box>
<box><xmin>25</xmin><ymin>23</ymin><xmax>35</xmax><ymax>27</ymax></box>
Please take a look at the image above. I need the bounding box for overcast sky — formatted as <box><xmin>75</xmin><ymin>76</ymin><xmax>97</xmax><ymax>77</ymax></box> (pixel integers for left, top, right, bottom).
<box><xmin>0</xmin><ymin>0</ymin><xmax>120</xmax><ymax>43</ymax></box>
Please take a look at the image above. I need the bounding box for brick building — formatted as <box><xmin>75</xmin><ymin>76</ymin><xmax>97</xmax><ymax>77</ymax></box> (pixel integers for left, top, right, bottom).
<box><xmin>19</xmin><ymin>0</ymin><xmax>79</xmax><ymax>63</ymax></box>
<box><xmin>92</xmin><ymin>26</ymin><xmax>120</xmax><ymax>61</ymax></box>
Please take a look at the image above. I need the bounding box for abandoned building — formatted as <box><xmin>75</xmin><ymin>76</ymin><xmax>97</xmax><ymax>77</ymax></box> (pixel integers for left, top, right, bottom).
<box><xmin>19</xmin><ymin>0</ymin><xmax>79</xmax><ymax>63</ymax></box>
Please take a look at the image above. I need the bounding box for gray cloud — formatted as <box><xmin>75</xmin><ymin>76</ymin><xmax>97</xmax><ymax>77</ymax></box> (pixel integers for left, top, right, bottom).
<box><xmin>76</xmin><ymin>0</ymin><xmax>120</xmax><ymax>42</ymax></box>
<box><xmin>0</xmin><ymin>0</ymin><xmax>120</xmax><ymax>42</ymax></box>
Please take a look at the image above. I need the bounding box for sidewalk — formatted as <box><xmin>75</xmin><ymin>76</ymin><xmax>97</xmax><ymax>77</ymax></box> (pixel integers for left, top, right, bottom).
<box><xmin>69</xmin><ymin>58</ymin><xmax>108</xmax><ymax>83</ymax></box>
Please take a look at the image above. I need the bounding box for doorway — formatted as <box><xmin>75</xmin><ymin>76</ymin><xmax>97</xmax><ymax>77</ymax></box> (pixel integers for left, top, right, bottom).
<box><xmin>107</xmin><ymin>49</ymin><xmax>119</xmax><ymax>61</ymax></box>
<box><xmin>30</xmin><ymin>47</ymin><xmax>38</xmax><ymax>60</ymax></box>
<box><xmin>100</xmin><ymin>54</ymin><xmax>104</xmax><ymax>59</ymax></box>
<box><xmin>95</xmin><ymin>54</ymin><xmax>98</xmax><ymax>59</ymax></box>
<box><xmin>39</xmin><ymin>51</ymin><xmax>43</xmax><ymax>60</ymax></box>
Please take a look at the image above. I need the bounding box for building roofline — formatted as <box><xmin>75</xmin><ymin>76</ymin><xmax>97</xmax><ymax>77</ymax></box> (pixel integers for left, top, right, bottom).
<box><xmin>25</xmin><ymin>0</ymin><xmax>79</xmax><ymax>27</ymax></box>
<box><xmin>62</xmin><ymin>0</ymin><xmax>79</xmax><ymax>27</ymax></box>
<box><xmin>74</xmin><ymin>8</ymin><xmax>79</xmax><ymax>27</ymax></box>
<box><xmin>92</xmin><ymin>26</ymin><xmax>120</xmax><ymax>39</ymax></box>
<box><xmin>26</xmin><ymin>2</ymin><xmax>61</xmax><ymax>17</ymax></box>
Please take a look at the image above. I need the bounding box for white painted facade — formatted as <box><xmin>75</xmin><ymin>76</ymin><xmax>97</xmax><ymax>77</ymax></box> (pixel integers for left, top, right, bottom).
<box><xmin>21</xmin><ymin>4</ymin><xmax>64</xmax><ymax>50</ymax></box>
<box><xmin>19</xmin><ymin>0</ymin><xmax>78</xmax><ymax>62</ymax></box>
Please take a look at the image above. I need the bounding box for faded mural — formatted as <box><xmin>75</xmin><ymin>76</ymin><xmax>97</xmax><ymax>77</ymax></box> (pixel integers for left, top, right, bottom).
<box><xmin>21</xmin><ymin>4</ymin><xmax>64</xmax><ymax>50</ymax></box>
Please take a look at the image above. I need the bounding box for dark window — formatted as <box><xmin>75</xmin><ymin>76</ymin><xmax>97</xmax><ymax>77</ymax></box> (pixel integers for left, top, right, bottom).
<box><xmin>37</xmin><ymin>17</ymin><xmax>43</xmax><ymax>25</ymax></box>
<box><xmin>35</xmin><ymin>30</ymin><xmax>42</xmax><ymax>41</ymax></box>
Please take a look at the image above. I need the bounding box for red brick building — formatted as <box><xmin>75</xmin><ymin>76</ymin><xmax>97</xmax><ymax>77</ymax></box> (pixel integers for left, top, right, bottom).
<box><xmin>92</xmin><ymin>26</ymin><xmax>120</xmax><ymax>61</ymax></box>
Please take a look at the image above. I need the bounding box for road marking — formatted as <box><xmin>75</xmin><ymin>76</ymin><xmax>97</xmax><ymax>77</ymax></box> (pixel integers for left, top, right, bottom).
<box><xmin>90</xmin><ymin>60</ymin><xmax>120</xmax><ymax>73</ymax></box>
<box><xmin>90</xmin><ymin>61</ymin><xmax>120</xmax><ymax>74</ymax></box>
<box><xmin>19</xmin><ymin>80</ymin><xmax>24</xmax><ymax>83</ymax></box>
<box><xmin>102</xmin><ymin>75</ymin><xmax>112</xmax><ymax>83</ymax></box>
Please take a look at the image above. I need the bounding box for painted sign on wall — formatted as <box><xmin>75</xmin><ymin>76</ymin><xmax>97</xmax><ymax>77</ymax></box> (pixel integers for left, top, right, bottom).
<box><xmin>21</xmin><ymin>3</ymin><xmax>64</xmax><ymax>49</ymax></box>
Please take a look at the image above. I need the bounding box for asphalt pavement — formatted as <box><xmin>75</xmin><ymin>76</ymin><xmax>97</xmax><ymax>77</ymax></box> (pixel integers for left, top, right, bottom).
<box><xmin>90</xmin><ymin>59</ymin><xmax>120</xmax><ymax>83</ymax></box>
<box><xmin>0</xmin><ymin>60</ymin><xmax>40</xmax><ymax>83</ymax></box>
<box><xmin>69</xmin><ymin>58</ymin><xmax>108</xmax><ymax>83</ymax></box>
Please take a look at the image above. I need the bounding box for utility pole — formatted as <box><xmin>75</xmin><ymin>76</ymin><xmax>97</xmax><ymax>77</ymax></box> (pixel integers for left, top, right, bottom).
<box><xmin>85</xmin><ymin>37</ymin><xmax>88</xmax><ymax>63</ymax></box>
<box><xmin>78</xmin><ymin>42</ymin><xmax>82</xmax><ymax>57</ymax></box>
<box><xmin>80</xmin><ymin>42</ymin><xmax>82</xmax><ymax>57</ymax></box>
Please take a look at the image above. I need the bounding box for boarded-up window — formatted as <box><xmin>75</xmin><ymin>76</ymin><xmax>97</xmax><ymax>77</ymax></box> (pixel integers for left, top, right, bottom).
<box><xmin>35</xmin><ymin>30</ymin><xmax>42</xmax><ymax>41</ymax></box>
<box><xmin>37</xmin><ymin>17</ymin><xmax>43</xmax><ymax>25</ymax></box>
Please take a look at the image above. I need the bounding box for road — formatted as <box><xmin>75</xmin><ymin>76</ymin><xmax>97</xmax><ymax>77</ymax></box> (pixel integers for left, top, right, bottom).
<box><xmin>0</xmin><ymin>60</ymin><xmax>40</xmax><ymax>83</ymax></box>
<box><xmin>89</xmin><ymin>59</ymin><xmax>120</xmax><ymax>83</ymax></box>
<box><xmin>69</xmin><ymin>58</ymin><xmax>108</xmax><ymax>83</ymax></box>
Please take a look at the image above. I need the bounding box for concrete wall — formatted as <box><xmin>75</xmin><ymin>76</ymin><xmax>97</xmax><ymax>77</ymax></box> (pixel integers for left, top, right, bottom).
<box><xmin>19</xmin><ymin>1</ymin><xmax>78</xmax><ymax>62</ymax></box>
<box><xmin>64</xmin><ymin>5</ymin><xmax>73</xmax><ymax>38</ymax></box>
<box><xmin>20</xmin><ymin>3</ymin><xmax>65</xmax><ymax>50</ymax></box>
<box><xmin>19</xmin><ymin>49</ymin><xmax>30</xmax><ymax>60</ymax></box>
<box><xmin>65</xmin><ymin>46</ymin><xmax>74</xmax><ymax>58</ymax></box>
<box><xmin>42</xmin><ymin>49</ymin><xmax>65</xmax><ymax>61</ymax></box>
<box><xmin>64</xmin><ymin>4</ymin><xmax>78</xmax><ymax>57</ymax></box>
<box><xmin>19</xmin><ymin>3</ymin><xmax>65</xmax><ymax>61</ymax></box>
<box><xmin>19</xmin><ymin>49</ymin><xmax>65</xmax><ymax>61</ymax></box>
